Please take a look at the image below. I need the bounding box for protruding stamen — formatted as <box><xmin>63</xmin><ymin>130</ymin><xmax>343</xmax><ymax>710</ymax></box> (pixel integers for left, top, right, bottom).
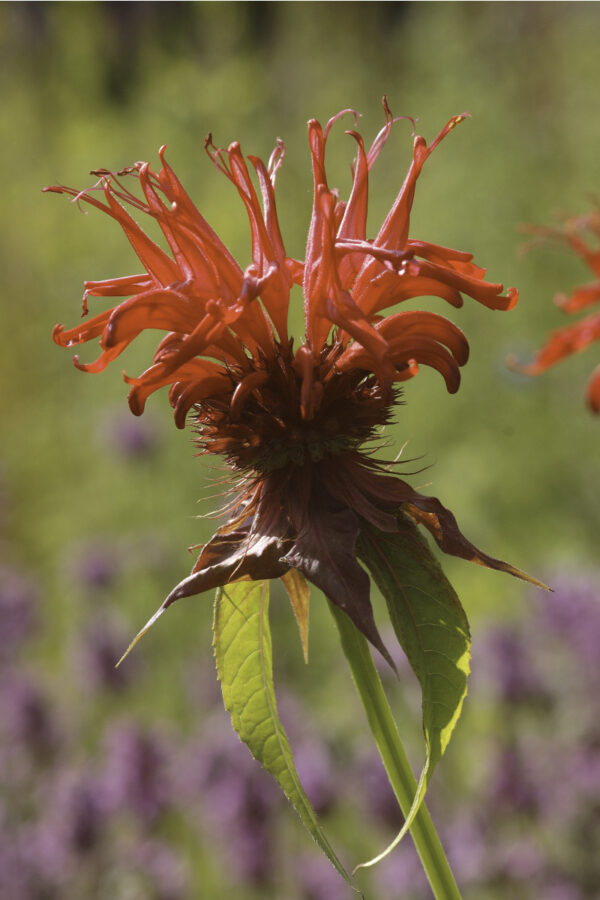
<box><xmin>295</xmin><ymin>344</ymin><xmax>316</xmax><ymax>421</ymax></box>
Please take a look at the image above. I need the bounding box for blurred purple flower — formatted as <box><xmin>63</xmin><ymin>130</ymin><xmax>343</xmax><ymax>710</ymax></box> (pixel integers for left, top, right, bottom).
<box><xmin>65</xmin><ymin>538</ymin><xmax>118</xmax><ymax>591</ymax></box>
<box><xmin>177</xmin><ymin>721</ymin><xmax>281</xmax><ymax>886</ymax></box>
<box><xmin>228</xmin><ymin>825</ymin><xmax>275</xmax><ymax>886</ymax></box>
<box><xmin>75</xmin><ymin>614</ymin><xmax>139</xmax><ymax>693</ymax></box>
<box><xmin>65</xmin><ymin>532</ymin><xmax>175</xmax><ymax>598</ymax></box>
<box><xmin>294</xmin><ymin>739</ymin><xmax>338</xmax><ymax>816</ymax></box>
<box><xmin>17</xmin><ymin>765</ymin><xmax>161</xmax><ymax>899</ymax></box>
<box><xmin>357</xmin><ymin>752</ymin><xmax>404</xmax><ymax>829</ymax></box>
<box><xmin>258</xmin><ymin>689</ymin><xmax>341</xmax><ymax>814</ymax></box>
<box><xmin>24</xmin><ymin>823</ymin><xmax>72</xmax><ymax>894</ymax></box>
<box><xmin>296</xmin><ymin>854</ymin><xmax>353</xmax><ymax>900</ymax></box>
<box><xmin>539</xmin><ymin>576</ymin><xmax>600</xmax><ymax>672</ymax></box>
<box><xmin>491</xmin><ymin>835</ymin><xmax>544</xmax><ymax>881</ymax></box>
<box><xmin>1</xmin><ymin>674</ymin><xmax>59</xmax><ymax>760</ymax></box>
<box><xmin>42</xmin><ymin>767</ymin><xmax>109</xmax><ymax>857</ymax></box>
<box><xmin>567</xmin><ymin>742</ymin><xmax>600</xmax><ymax>813</ymax></box>
<box><xmin>102</xmin><ymin>722</ymin><xmax>172</xmax><ymax>826</ymax></box>
<box><xmin>180</xmin><ymin>720</ymin><xmax>281</xmax><ymax>815</ymax></box>
<box><xmin>0</xmin><ymin>771</ymin><xmax>108</xmax><ymax>899</ymax></box>
<box><xmin>97</xmin><ymin>407</ymin><xmax>160</xmax><ymax>459</ymax></box>
<box><xmin>477</xmin><ymin>625</ymin><xmax>550</xmax><ymax>706</ymax></box>
<box><xmin>540</xmin><ymin>879</ymin><xmax>585</xmax><ymax>900</ymax></box>
<box><xmin>487</xmin><ymin>745</ymin><xmax>541</xmax><ymax>815</ymax></box>
<box><xmin>374</xmin><ymin>839</ymin><xmax>428</xmax><ymax>898</ymax></box>
<box><xmin>441</xmin><ymin>816</ymin><xmax>490</xmax><ymax>885</ymax></box>
<box><xmin>0</xmin><ymin>565</ymin><xmax>38</xmax><ymax>663</ymax></box>
<box><xmin>133</xmin><ymin>839</ymin><xmax>189</xmax><ymax>900</ymax></box>
<box><xmin>0</xmin><ymin>825</ymin><xmax>37</xmax><ymax>900</ymax></box>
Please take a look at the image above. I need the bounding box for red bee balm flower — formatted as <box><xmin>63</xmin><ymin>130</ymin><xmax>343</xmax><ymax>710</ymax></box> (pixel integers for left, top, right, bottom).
<box><xmin>48</xmin><ymin>105</ymin><xmax>538</xmax><ymax>665</ymax></box>
<box><xmin>516</xmin><ymin>209</ymin><xmax>600</xmax><ymax>413</ymax></box>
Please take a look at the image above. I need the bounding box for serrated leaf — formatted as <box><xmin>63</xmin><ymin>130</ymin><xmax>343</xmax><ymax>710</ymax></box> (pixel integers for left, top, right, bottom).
<box><xmin>356</xmin><ymin>514</ymin><xmax>471</xmax><ymax>865</ymax></box>
<box><xmin>213</xmin><ymin>579</ymin><xmax>353</xmax><ymax>887</ymax></box>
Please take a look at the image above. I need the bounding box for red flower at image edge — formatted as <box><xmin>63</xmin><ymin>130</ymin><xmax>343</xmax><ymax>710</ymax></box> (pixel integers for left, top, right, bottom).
<box><xmin>516</xmin><ymin>208</ymin><xmax>600</xmax><ymax>413</ymax></box>
<box><xmin>48</xmin><ymin>104</ymin><xmax>542</xmax><ymax>665</ymax></box>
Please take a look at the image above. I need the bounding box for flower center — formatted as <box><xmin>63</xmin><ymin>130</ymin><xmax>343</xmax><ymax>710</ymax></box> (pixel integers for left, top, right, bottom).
<box><xmin>192</xmin><ymin>343</ymin><xmax>395</xmax><ymax>474</ymax></box>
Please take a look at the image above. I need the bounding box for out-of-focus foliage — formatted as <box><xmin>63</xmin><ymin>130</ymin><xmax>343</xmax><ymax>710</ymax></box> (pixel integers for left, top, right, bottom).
<box><xmin>1</xmin><ymin>2</ymin><xmax>599</xmax><ymax>898</ymax></box>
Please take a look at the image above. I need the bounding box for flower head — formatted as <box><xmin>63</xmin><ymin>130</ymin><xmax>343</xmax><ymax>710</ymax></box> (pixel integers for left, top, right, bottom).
<box><xmin>48</xmin><ymin>102</ymin><xmax>537</xmax><ymax>664</ymax></box>
<box><xmin>515</xmin><ymin>207</ymin><xmax>600</xmax><ymax>413</ymax></box>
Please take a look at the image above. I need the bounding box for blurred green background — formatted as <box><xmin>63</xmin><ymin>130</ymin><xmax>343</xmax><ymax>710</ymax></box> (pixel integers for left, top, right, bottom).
<box><xmin>1</xmin><ymin>3</ymin><xmax>599</xmax><ymax>899</ymax></box>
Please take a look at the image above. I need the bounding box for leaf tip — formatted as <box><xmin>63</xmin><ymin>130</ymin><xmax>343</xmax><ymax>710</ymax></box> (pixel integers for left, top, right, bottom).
<box><xmin>508</xmin><ymin>564</ymin><xmax>552</xmax><ymax>592</ymax></box>
<box><xmin>115</xmin><ymin>606</ymin><xmax>166</xmax><ymax>668</ymax></box>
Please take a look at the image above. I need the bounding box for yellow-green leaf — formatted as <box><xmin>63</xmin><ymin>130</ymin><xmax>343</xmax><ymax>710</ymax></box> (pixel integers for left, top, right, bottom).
<box><xmin>213</xmin><ymin>579</ymin><xmax>353</xmax><ymax>886</ymax></box>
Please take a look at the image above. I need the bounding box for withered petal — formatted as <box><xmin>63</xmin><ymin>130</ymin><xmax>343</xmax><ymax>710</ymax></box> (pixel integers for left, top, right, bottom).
<box><xmin>161</xmin><ymin>526</ymin><xmax>290</xmax><ymax>612</ymax></box>
<box><xmin>324</xmin><ymin>461</ymin><xmax>547</xmax><ymax>588</ymax></box>
<box><xmin>403</xmin><ymin>496</ymin><xmax>548</xmax><ymax>589</ymax></box>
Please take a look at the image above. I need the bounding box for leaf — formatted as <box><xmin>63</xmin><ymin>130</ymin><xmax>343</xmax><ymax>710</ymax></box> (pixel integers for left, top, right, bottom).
<box><xmin>281</xmin><ymin>568</ymin><xmax>310</xmax><ymax>663</ymax></box>
<box><xmin>213</xmin><ymin>579</ymin><xmax>354</xmax><ymax>887</ymax></box>
<box><xmin>355</xmin><ymin>514</ymin><xmax>471</xmax><ymax>866</ymax></box>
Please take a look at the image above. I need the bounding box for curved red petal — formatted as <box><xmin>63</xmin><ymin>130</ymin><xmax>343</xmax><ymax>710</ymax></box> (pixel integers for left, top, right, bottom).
<box><xmin>171</xmin><ymin>375</ymin><xmax>233</xmax><ymax>428</ymax></box>
<box><xmin>83</xmin><ymin>274</ymin><xmax>153</xmax><ymax>299</ymax></box>
<box><xmin>126</xmin><ymin>358</ymin><xmax>225</xmax><ymax>417</ymax></box>
<box><xmin>103</xmin><ymin>289</ymin><xmax>199</xmax><ymax>348</ymax></box>
<box><xmin>406</xmin><ymin>259</ymin><xmax>518</xmax><ymax>311</ymax></box>
<box><xmin>585</xmin><ymin>365</ymin><xmax>600</xmax><ymax>414</ymax></box>
<box><xmin>72</xmin><ymin>341</ymin><xmax>129</xmax><ymax>373</ymax></box>
<box><xmin>53</xmin><ymin>311</ymin><xmax>112</xmax><ymax>347</ymax></box>
<box><xmin>519</xmin><ymin>312</ymin><xmax>600</xmax><ymax>374</ymax></box>
<box><xmin>555</xmin><ymin>282</ymin><xmax>600</xmax><ymax>313</ymax></box>
<box><xmin>336</xmin><ymin>130</ymin><xmax>369</xmax><ymax>289</ymax></box>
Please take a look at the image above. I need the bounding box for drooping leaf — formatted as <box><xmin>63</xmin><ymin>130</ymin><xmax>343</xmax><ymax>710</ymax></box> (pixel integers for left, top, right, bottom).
<box><xmin>213</xmin><ymin>578</ymin><xmax>354</xmax><ymax>887</ymax></box>
<box><xmin>401</xmin><ymin>494</ymin><xmax>549</xmax><ymax>589</ymax></box>
<box><xmin>281</xmin><ymin>568</ymin><xmax>310</xmax><ymax>663</ymax></box>
<box><xmin>355</xmin><ymin>513</ymin><xmax>471</xmax><ymax>865</ymax></box>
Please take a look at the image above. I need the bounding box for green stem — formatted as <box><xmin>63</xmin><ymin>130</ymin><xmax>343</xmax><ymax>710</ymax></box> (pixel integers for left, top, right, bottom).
<box><xmin>329</xmin><ymin>601</ymin><xmax>463</xmax><ymax>900</ymax></box>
